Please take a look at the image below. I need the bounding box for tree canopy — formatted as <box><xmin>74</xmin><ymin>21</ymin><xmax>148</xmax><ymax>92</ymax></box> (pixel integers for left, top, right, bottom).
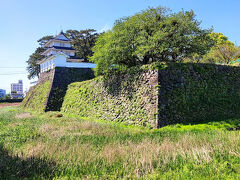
<box><xmin>26</xmin><ymin>47</ymin><xmax>45</xmax><ymax>80</ymax></box>
<box><xmin>202</xmin><ymin>33</ymin><xmax>240</xmax><ymax>64</ymax></box>
<box><xmin>65</xmin><ymin>29</ymin><xmax>99</xmax><ymax>61</ymax></box>
<box><xmin>26</xmin><ymin>35</ymin><xmax>53</xmax><ymax>79</ymax></box>
<box><xmin>90</xmin><ymin>7</ymin><xmax>214</xmax><ymax>75</ymax></box>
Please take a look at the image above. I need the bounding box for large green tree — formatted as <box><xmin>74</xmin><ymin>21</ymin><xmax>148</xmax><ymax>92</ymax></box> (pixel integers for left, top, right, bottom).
<box><xmin>90</xmin><ymin>7</ymin><xmax>213</xmax><ymax>75</ymax></box>
<box><xmin>26</xmin><ymin>36</ymin><xmax>53</xmax><ymax>79</ymax></box>
<box><xmin>65</xmin><ymin>29</ymin><xmax>99</xmax><ymax>61</ymax></box>
<box><xmin>26</xmin><ymin>47</ymin><xmax>44</xmax><ymax>79</ymax></box>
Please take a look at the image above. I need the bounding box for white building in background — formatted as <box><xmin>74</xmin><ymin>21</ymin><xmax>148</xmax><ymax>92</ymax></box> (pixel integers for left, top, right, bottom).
<box><xmin>11</xmin><ymin>80</ymin><xmax>23</xmax><ymax>99</ymax></box>
<box><xmin>11</xmin><ymin>80</ymin><xmax>23</xmax><ymax>94</ymax></box>
<box><xmin>0</xmin><ymin>89</ymin><xmax>6</xmax><ymax>99</ymax></box>
<box><xmin>38</xmin><ymin>31</ymin><xmax>96</xmax><ymax>73</ymax></box>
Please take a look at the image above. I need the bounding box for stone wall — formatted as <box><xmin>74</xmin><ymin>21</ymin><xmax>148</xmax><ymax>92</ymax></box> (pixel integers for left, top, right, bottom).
<box><xmin>23</xmin><ymin>63</ymin><xmax>240</xmax><ymax>128</ymax></box>
<box><xmin>45</xmin><ymin>67</ymin><xmax>94</xmax><ymax>111</ymax></box>
<box><xmin>21</xmin><ymin>71</ymin><xmax>53</xmax><ymax>112</ymax></box>
<box><xmin>61</xmin><ymin>66</ymin><xmax>159</xmax><ymax>128</ymax></box>
<box><xmin>156</xmin><ymin>63</ymin><xmax>240</xmax><ymax>127</ymax></box>
<box><xmin>22</xmin><ymin>67</ymin><xmax>94</xmax><ymax>112</ymax></box>
<box><xmin>62</xmin><ymin>63</ymin><xmax>240</xmax><ymax>128</ymax></box>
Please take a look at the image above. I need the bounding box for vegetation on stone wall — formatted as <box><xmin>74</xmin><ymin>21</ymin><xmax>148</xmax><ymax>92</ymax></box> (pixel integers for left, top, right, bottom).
<box><xmin>61</xmin><ymin>65</ymin><xmax>158</xmax><ymax>128</ymax></box>
<box><xmin>45</xmin><ymin>67</ymin><xmax>95</xmax><ymax>111</ymax></box>
<box><xmin>21</xmin><ymin>80</ymin><xmax>52</xmax><ymax>112</ymax></box>
<box><xmin>22</xmin><ymin>68</ymin><xmax>95</xmax><ymax>113</ymax></box>
<box><xmin>156</xmin><ymin>62</ymin><xmax>240</xmax><ymax>126</ymax></box>
<box><xmin>62</xmin><ymin>62</ymin><xmax>240</xmax><ymax>127</ymax></box>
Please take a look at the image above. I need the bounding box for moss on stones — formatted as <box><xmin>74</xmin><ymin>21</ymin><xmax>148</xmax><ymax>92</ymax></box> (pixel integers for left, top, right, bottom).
<box><xmin>61</xmin><ymin>66</ymin><xmax>159</xmax><ymax>128</ymax></box>
<box><xmin>21</xmin><ymin>80</ymin><xmax>52</xmax><ymax>112</ymax></box>
<box><xmin>157</xmin><ymin>63</ymin><xmax>240</xmax><ymax>126</ymax></box>
<box><xmin>62</xmin><ymin>63</ymin><xmax>240</xmax><ymax>128</ymax></box>
<box><xmin>23</xmin><ymin>63</ymin><xmax>240</xmax><ymax>128</ymax></box>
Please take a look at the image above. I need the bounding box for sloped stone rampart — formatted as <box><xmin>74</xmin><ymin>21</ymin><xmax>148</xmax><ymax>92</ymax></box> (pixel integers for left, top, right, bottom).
<box><xmin>62</xmin><ymin>66</ymin><xmax>159</xmax><ymax>127</ymax></box>
<box><xmin>22</xmin><ymin>67</ymin><xmax>94</xmax><ymax>112</ymax></box>
<box><xmin>62</xmin><ymin>63</ymin><xmax>240</xmax><ymax>128</ymax></box>
<box><xmin>23</xmin><ymin>63</ymin><xmax>240</xmax><ymax>128</ymax></box>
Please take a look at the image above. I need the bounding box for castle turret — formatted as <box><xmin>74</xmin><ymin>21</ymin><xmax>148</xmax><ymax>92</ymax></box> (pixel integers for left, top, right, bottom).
<box><xmin>38</xmin><ymin>31</ymin><xmax>95</xmax><ymax>73</ymax></box>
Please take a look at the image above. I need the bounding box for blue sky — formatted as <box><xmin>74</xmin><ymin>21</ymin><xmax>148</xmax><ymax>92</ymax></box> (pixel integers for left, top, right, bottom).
<box><xmin>0</xmin><ymin>0</ymin><xmax>239</xmax><ymax>93</ymax></box>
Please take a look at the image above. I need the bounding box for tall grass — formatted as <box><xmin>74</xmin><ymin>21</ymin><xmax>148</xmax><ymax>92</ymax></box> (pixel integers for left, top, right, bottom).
<box><xmin>0</xmin><ymin>107</ymin><xmax>239</xmax><ymax>179</ymax></box>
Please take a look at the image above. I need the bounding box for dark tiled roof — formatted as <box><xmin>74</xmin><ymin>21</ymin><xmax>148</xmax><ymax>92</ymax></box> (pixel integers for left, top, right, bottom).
<box><xmin>49</xmin><ymin>39</ymin><xmax>70</xmax><ymax>42</ymax></box>
<box><xmin>52</xmin><ymin>46</ymin><xmax>75</xmax><ymax>50</ymax></box>
<box><xmin>44</xmin><ymin>32</ymin><xmax>71</xmax><ymax>46</ymax></box>
<box><xmin>69</xmin><ymin>56</ymin><xmax>83</xmax><ymax>59</ymax></box>
<box><xmin>55</xmin><ymin>31</ymin><xmax>70</xmax><ymax>41</ymax></box>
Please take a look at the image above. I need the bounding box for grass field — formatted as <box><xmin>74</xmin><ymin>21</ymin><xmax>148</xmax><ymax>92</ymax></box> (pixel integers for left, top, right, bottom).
<box><xmin>0</xmin><ymin>107</ymin><xmax>239</xmax><ymax>179</ymax></box>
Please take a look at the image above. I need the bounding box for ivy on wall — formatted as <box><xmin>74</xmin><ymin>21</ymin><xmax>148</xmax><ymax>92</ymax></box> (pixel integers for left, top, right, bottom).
<box><xmin>22</xmin><ymin>67</ymin><xmax>95</xmax><ymax>112</ymax></box>
<box><xmin>23</xmin><ymin>63</ymin><xmax>240</xmax><ymax>128</ymax></box>
<box><xmin>21</xmin><ymin>80</ymin><xmax>52</xmax><ymax>112</ymax></box>
<box><xmin>157</xmin><ymin>63</ymin><xmax>240</xmax><ymax>126</ymax></box>
<box><xmin>62</xmin><ymin>63</ymin><xmax>240</xmax><ymax>128</ymax></box>
<box><xmin>61</xmin><ymin>66</ymin><xmax>159</xmax><ymax>128</ymax></box>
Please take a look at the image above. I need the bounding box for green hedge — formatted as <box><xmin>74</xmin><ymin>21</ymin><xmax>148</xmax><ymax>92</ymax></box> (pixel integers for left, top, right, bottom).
<box><xmin>0</xmin><ymin>99</ymin><xmax>23</xmax><ymax>103</ymax></box>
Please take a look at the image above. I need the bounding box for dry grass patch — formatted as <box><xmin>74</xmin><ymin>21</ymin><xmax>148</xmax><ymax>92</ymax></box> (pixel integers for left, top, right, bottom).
<box><xmin>39</xmin><ymin>123</ymin><xmax>67</xmax><ymax>138</ymax></box>
<box><xmin>40</xmin><ymin>122</ymin><xmax>99</xmax><ymax>138</ymax></box>
<box><xmin>40</xmin><ymin>124</ymin><xmax>58</xmax><ymax>133</ymax></box>
<box><xmin>23</xmin><ymin>142</ymin><xmax>45</xmax><ymax>158</ymax></box>
<box><xmin>98</xmin><ymin>132</ymin><xmax>240</xmax><ymax>177</ymax></box>
<box><xmin>15</xmin><ymin>112</ymin><xmax>32</xmax><ymax>119</ymax></box>
<box><xmin>40</xmin><ymin>142</ymin><xmax>98</xmax><ymax>166</ymax></box>
<box><xmin>64</xmin><ymin>121</ymin><xmax>118</xmax><ymax>137</ymax></box>
<box><xmin>0</xmin><ymin>103</ymin><xmax>21</xmax><ymax>108</ymax></box>
<box><xmin>8</xmin><ymin>122</ymin><xmax>21</xmax><ymax>128</ymax></box>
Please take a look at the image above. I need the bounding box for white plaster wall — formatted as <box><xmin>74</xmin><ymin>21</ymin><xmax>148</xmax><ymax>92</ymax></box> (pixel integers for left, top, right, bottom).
<box><xmin>54</xmin><ymin>54</ymin><xmax>96</xmax><ymax>68</ymax></box>
<box><xmin>64</xmin><ymin>51</ymin><xmax>74</xmax><ymax>56</ymax></box>
<box><xmin>40</xmin><ymin>58</ymin><xmax>55</xmax><ymax>73</ymax></box>
<box><xmin>52</xmin><ymin>50</ymin><xmax>56</xmax><ymax>55</ymax></box>
<box><xmin>53</xmin><ymin>42</ymin><xmax>60</xmax><ymax>46</ymax></box>
<box><xmin>40</xmin><ymin>54</ymin><xmax>96</xmax><ymax>73</ymax></box>
<box><xmin>65</xmin><ymin>43</ymin><xmax>71</xmax><ymax>47</ymax></box>
<box><xmin>65</xmin><ymin>62</ymin><xmax>96</xmax><ymax>68</ymax></box>
<box><xmin>53</xmin><ymin>54</ymin><xmax>68</xmax><ymax>67</ymax></box>
<box><xmin>53</xmin><ymin>42</ymin><xmax>71</xmax><ymax>47</ymax></box>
